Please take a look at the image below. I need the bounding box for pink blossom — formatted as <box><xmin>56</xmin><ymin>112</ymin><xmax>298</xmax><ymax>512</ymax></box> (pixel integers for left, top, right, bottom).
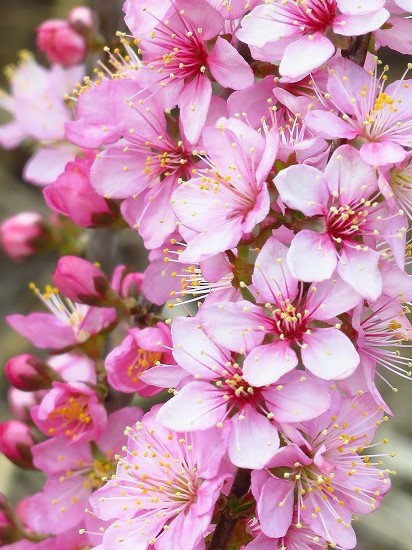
<box><xmin>0</xmin><ymin>212</ymin><xmax>52</xmax><ymax>261</ymax></box>
<box><xmin>305</xmin><ymin>58</ymin><xmax>412</xmax><ymax>165</ymax></box>
<box><xmin>200</xmin><ymin>236</ymin><xmax>361</xmax><ymax>383</ymax></box>
<box><xmin>68</xmin><ymin>6</ymin><xmax>94</xmax><ymax>29</ymax></box>
<box><xmin>31</xmin><ymin>381</ymin><xmax>107</xmax><ymax>443</ymax></box>
<box><xmin>44</xmin><ymin>152</ymin><xmax>118</xmax><ymax>228</ymax></box>
<box><xmin>237</xmin><ymin>1</ymin><xmax>389</xmax><ymax>80</ymax></box>
<box><xmin>0</xmin><ymin>420</ymin><xmax>35</xmax><ymax>469</ymax></box>
<box><xmin>7</xmin><ymin>284</ymin><xmax>117</xmax><ymax>351</ymax></box>
<box><xmin>157</xmin><ymin>316</ymin><xmax>330</xmax><ymax>468</ymax></box>
<box><xmin>23</xmin><ymin>407</ymin><xmax>142</xmax><ymax>536</ymax></box>
<box><xmin>128</xmin><ymin>0</ymin><xmax>254</xmax><ymax>143</ymax></box>
<box><xmin>172</xmin><ymin>118</ymin><xmax>278</xmax><ymax>262</ymax></box>
<box><xmin>105</xmin><ymin>323</ymin><xmax>186</xmax><ymax>395</ymax></box>
<box><xmin>36</xmin><ymin>19</ymin><xmax>87</xmax><ymax>67</ymax></box>
<box><xmin>89</xmin><ymin>406</ymin><xmax>230</xmax><ymax>549</ymax></box>
<box><xmin>252</xmin><ymin>393</ymin><xmax>391</xmax><ymax>548</ymax></box>
<box><xmin>274</xmin><ymin>144</ymin><xmax>403</xmax><ymax>300</ymax></box>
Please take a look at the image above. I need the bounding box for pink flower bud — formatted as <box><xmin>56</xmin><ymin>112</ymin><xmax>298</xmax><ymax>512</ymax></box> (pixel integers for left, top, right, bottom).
<box><xmin>44</xmin><ymin>152</ymin><xmax>118</xmax><ymax>228</ymax></box>
<box><xmin>0</xmin><ymin>212</ymin><xmax>52</xmax><ymax>261</ymax></box>
<box><xmin>121</xmin><ymin>272</ymin><xmax>145</xmax><ymax>298</ymax></box>
<box><xmin>68</xmin><ymin>6</ymin><xmax>94</xmax><ymax>30</ymax></box>
<box><xmin>52</xmin><ymin>256</ymin><xmax>113</xmax><ymax>305</ymax></box>
<box><xmin>0</xmin><ymin>421</ymin><xmax>35</xmax><ymax>469</ymax></box>
<box><xmin>5</xmin><ymin>354</ymin><xmax>60</xmax><ymax>392</ymax></box>
<box><xmin>36</xmin><ymin>19</ymin><xmax>87</xmax><ymax>67</ymax></box>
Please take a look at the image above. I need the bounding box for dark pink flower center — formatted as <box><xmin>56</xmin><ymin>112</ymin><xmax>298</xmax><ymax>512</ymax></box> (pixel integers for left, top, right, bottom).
<box><xmin>268</xmin><ymin>300</ymin><xmax>309</xmax><ymax>342</ymax></box>
<box><xmin>277</xmin><ymin>0</ymin><xmax>336</xmax><ymax>34</ymax></box>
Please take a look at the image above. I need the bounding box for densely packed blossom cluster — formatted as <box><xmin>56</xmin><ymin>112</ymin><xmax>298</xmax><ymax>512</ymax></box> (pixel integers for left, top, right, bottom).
<box><xmin>1</xmin><ymin>1</ymin><xmax>412</xmax><ymax>548</ymax></box>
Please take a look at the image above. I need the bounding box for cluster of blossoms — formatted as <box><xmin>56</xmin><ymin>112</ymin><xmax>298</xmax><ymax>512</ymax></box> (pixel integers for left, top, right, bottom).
<box><xmin>2</xmin><ymin>0</ymin><xmax>412</xmax><ymax>548</ymax></box>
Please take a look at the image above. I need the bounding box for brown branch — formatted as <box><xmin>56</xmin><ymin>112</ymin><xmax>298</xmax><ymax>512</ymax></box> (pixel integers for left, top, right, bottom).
<box><xmin>209</xmin><ymin>468</ymin><xmax>251</xmax><ymax>550</ymax></box>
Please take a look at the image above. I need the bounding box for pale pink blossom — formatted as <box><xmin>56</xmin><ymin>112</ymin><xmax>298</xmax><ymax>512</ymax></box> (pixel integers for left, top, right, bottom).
<box><xmin>89</xmin><ymin>406</ymin><xmax>230</xmax><ymax>550</ymax></box>
<box><xmin>31</xmin><ymin>381</ymin><xmax>107</xmax><ymax>443</ymax></box>
<box><xmin>157</xmin><ymin>316</ymin><xmax>330</xmax><ymax>468</ymax></box>
<box><xmin>172</xmin><ymin>118</ymin><xmax>278</xmax><ymax>262</ymax></box>
<box><xmin>252</xmin><ymin>393</ymin><xmax>391</xmax><ymax>548</ymax></box>
<box><xmin>24</xmin><ymin>407</ymin><xmax>142</xmax><ymax>535</ymax></box>
<box><xmin>306</xmin><ymin>58</ymin><xmax>412</xmax><ymax>165</ymax></box>
<box><xmin>275</xmin><ymin>144</ymin><xmax>403</xmax><ymax>300</ymax></box>
<box><xmin>199</xmin><ymin>236</ymin><xmax>361</xmax><ymax>383</ymax></box>
<box><xmin>237</xmin><ymin>1</ymin><xmax>389</xmax><ymax>80</ymax></box>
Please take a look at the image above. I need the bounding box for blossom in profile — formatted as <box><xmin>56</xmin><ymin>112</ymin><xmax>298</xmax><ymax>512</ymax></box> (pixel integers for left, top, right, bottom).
<box><xmin>90</xmin><ymin>406</ymin><xmax>230</xmax><ymax>549</ymax></box>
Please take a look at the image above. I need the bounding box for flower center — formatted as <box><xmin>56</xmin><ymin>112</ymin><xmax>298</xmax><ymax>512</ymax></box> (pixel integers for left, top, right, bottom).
<box><xmin>48</xmin><ymin>396</ymin><xmax>91</xmax><ymax>438</ymax></box>
<box><xmin>127</xmin><ymin>348</ymin><xmax>162</xmax><ymax>382</ymax></box>
<box><xmin>267</xmin><ymin>300</ymin><xmax>309</xmax><ymax>342</ymax></box>
<box><xmin>274</xmin><ymin>0</ymin><xmax>336</xmax><ymax>35</ymax></box>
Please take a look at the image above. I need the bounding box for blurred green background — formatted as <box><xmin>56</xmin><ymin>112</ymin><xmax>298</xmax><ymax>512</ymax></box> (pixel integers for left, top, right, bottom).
<box><xmin>0</xmin><ymin>1</ymin><xmax>411</xmax><ymax>547</ymax></box>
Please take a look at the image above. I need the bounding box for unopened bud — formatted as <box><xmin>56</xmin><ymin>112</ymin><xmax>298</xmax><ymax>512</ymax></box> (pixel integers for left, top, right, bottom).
<box><xmin>0</xmin><ymin>212</ymin><xmax>53</xmax><ymax>261</ymax></box>
<box><xmin>0</xmin><ymin>421</ymin><xmax>35</xmax><ymax>469</ymax></box>
<box><xmin>5</xmin><ymin>354</ymin><xmax>60</xmax><ymax>392</ymax></box>
<box><xmin>36</xmin><ymin>19</ymin><xmax>87</xmax><ymax>67</ymax></box>
<box><xmin>52</xmin><ymin>256</ymin><xmax>115</xmax><ymax>305</ymax></box>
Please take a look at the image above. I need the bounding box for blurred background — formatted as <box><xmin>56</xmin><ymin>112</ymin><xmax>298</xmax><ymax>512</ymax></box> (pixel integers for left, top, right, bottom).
<box><xmin>0</xmin><ymin>1</ymin><xmax>411</xmax><ymax>548</ymax></box>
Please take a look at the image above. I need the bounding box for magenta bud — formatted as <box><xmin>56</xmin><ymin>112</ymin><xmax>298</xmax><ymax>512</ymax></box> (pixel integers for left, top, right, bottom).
<box><xmin>0</xmin><ymin>421</ymin><xmax>35</xmax><ymax>469</ymax></box>
<box><xmin>5</xmin><ymin>354</ymin><xmax>59</xmax><ymax>392</ymax></box>
<box><xmin>0</xmin><ymin>212</ymin><xmax>52</xmax><ymax>261</ymax></box>
<box><xmin>36</xmin><ymin>19</ymin><xmax>87</xmax><ymax>67</ymax></box>
<box><xmin>52</xmin><ymin>255</ymin><xmax>114</xmax><ymax>305</ymax></box>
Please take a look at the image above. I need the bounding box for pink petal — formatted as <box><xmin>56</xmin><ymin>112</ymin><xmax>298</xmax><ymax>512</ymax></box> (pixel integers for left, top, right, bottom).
<box><xmin>305</xmin><ymin>110</ymin><xmax>358</xmax><ymax>139</ymax></box>
<box><xmin>228</xmin><ymin>405</ymin><xmax>279</xmax><ymax>469</ymax></box>
<box><xmin>333</xmin><ymin>9</ymin><xmax>389</xmax><ymax>36</ymax></box>
<box><xmin>252</xmin><ymin>237</ymin><xmax>298</xmax><ymax>303</ymax></box>
<box><xmin>208</xmin><ymin>37</ymin><xmax>254</xmax><ymax>90</ymax></box>
<box><xmin>287</xmin><ymin>230</ymin><xmax>337</xmax><ymax>282</ymax></box>
<box><xmin>243</xmin><ymin>342</ymin><xmax>298</xmax><ymax>387</ymax></box>
<box><xmin>6</xmin><ymin>313</ymin><xmax>76</xmax><ymax>350</ymax></box>
<box><xmin>257</xmin><ymin>477</ymin><xmax>294</xmax><ymax>538</ymax></box>
<box><xmin>263</xmin><ymin>371</ymin><xmax>331</xmax><ymax>423</ymax></box>
<box><xmin>156</xmin><ymin>381</ymin><xmax>225</xmax><ymax>430</ymax></box>
<box><xmin>305</xmin><ymin>276</ymin><xmax>362</xmax><ymax>320</ymax></box>
<box><xmin>325</xmin><ymin>144</ymin><xmax>379</xmax><ymax>202</ymax></box>
<box><xmin>360</xmin><ymin>140</ymin><xmax>408</xmax><ymax>166</ymax></box>
<box><xmin>279</xmin><ymin>33</ymin><xmax>335</xmax><ymax>80</ymax></box>
<box><xmin>337</xmin><ymin>0</ymin><xmax>385</xmax><ymax>14</ymax></box>
<box><xmin>23</xmin><ymin>146</ymin><xmax>75</xmax><ymax>187</ymax></box>
<box><xmin>171</xmin><ymin>317</ymin><xmax>229</xmax><ymax>379</ymax></box>
<box><xmin>179</xmin><ymin>75</ymin><xmax>212</xmax><ymax>144</ymax></box>
<box><xmin>338</xmin><ymin>247</ymin><xmax>382</xmax><ymax>301</ymax></box>
<box><xmin>199</xmin><ymin>301</ymin><xmax>268</xmax><ymax>353</ymax></box>
<box><xmin>90</xmin><ymin>145</ymin><xmax>149</xmax><ymax>199</ymax></box>
<box><xmin>275</xmin><ymin>163</ymin><xmax>329</xmax><ymax>216</ymax></box>
<box><xmin>376</xmin><ymin>17</ymin><xmax>412</xmax><ymax>55</ymax></box>
<box><xmin>301</xmin><ymin>328</ymin><xmax>360</xmax><ymax>380</ymax></box>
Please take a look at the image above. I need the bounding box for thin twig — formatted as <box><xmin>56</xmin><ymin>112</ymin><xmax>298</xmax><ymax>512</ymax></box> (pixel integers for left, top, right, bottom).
<box><xmin>209</xmin><ymin>468</ymin><xmax>251</xmax><ymax>550</ymax></box>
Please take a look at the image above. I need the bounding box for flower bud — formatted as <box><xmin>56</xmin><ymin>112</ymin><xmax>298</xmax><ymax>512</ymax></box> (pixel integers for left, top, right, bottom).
<box><xmin>36</xmin><ymin>19</ymin><xmax>87</xmax><ymax>67</ymax></box>
<box><xmin>5</xmin><ymin>354</ymin><xmax>60</xmax><ymax>392</ymax></box>
<box><xmin>68</xmin><ymin>6</ymin><xmax>94</xmax><ymax>30</ymax></box>
<box><xmin>0</xmin><ymin>212</ymin><xmax>52</xmax><ymax>261</ymax></box>
<box><xmin>52</xmin><ymin>256</ymin><xmax>114</xmax><ymax>305</ymax></box>
<box><xmin>0</xmin><ymin>421</ymin><xmax>35</xmax><ymax>469</ymax></box>
<box><xmin>43</xmin><ymin>152</ymin><xmax>119</xmax><ymax>228</ymax></box>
